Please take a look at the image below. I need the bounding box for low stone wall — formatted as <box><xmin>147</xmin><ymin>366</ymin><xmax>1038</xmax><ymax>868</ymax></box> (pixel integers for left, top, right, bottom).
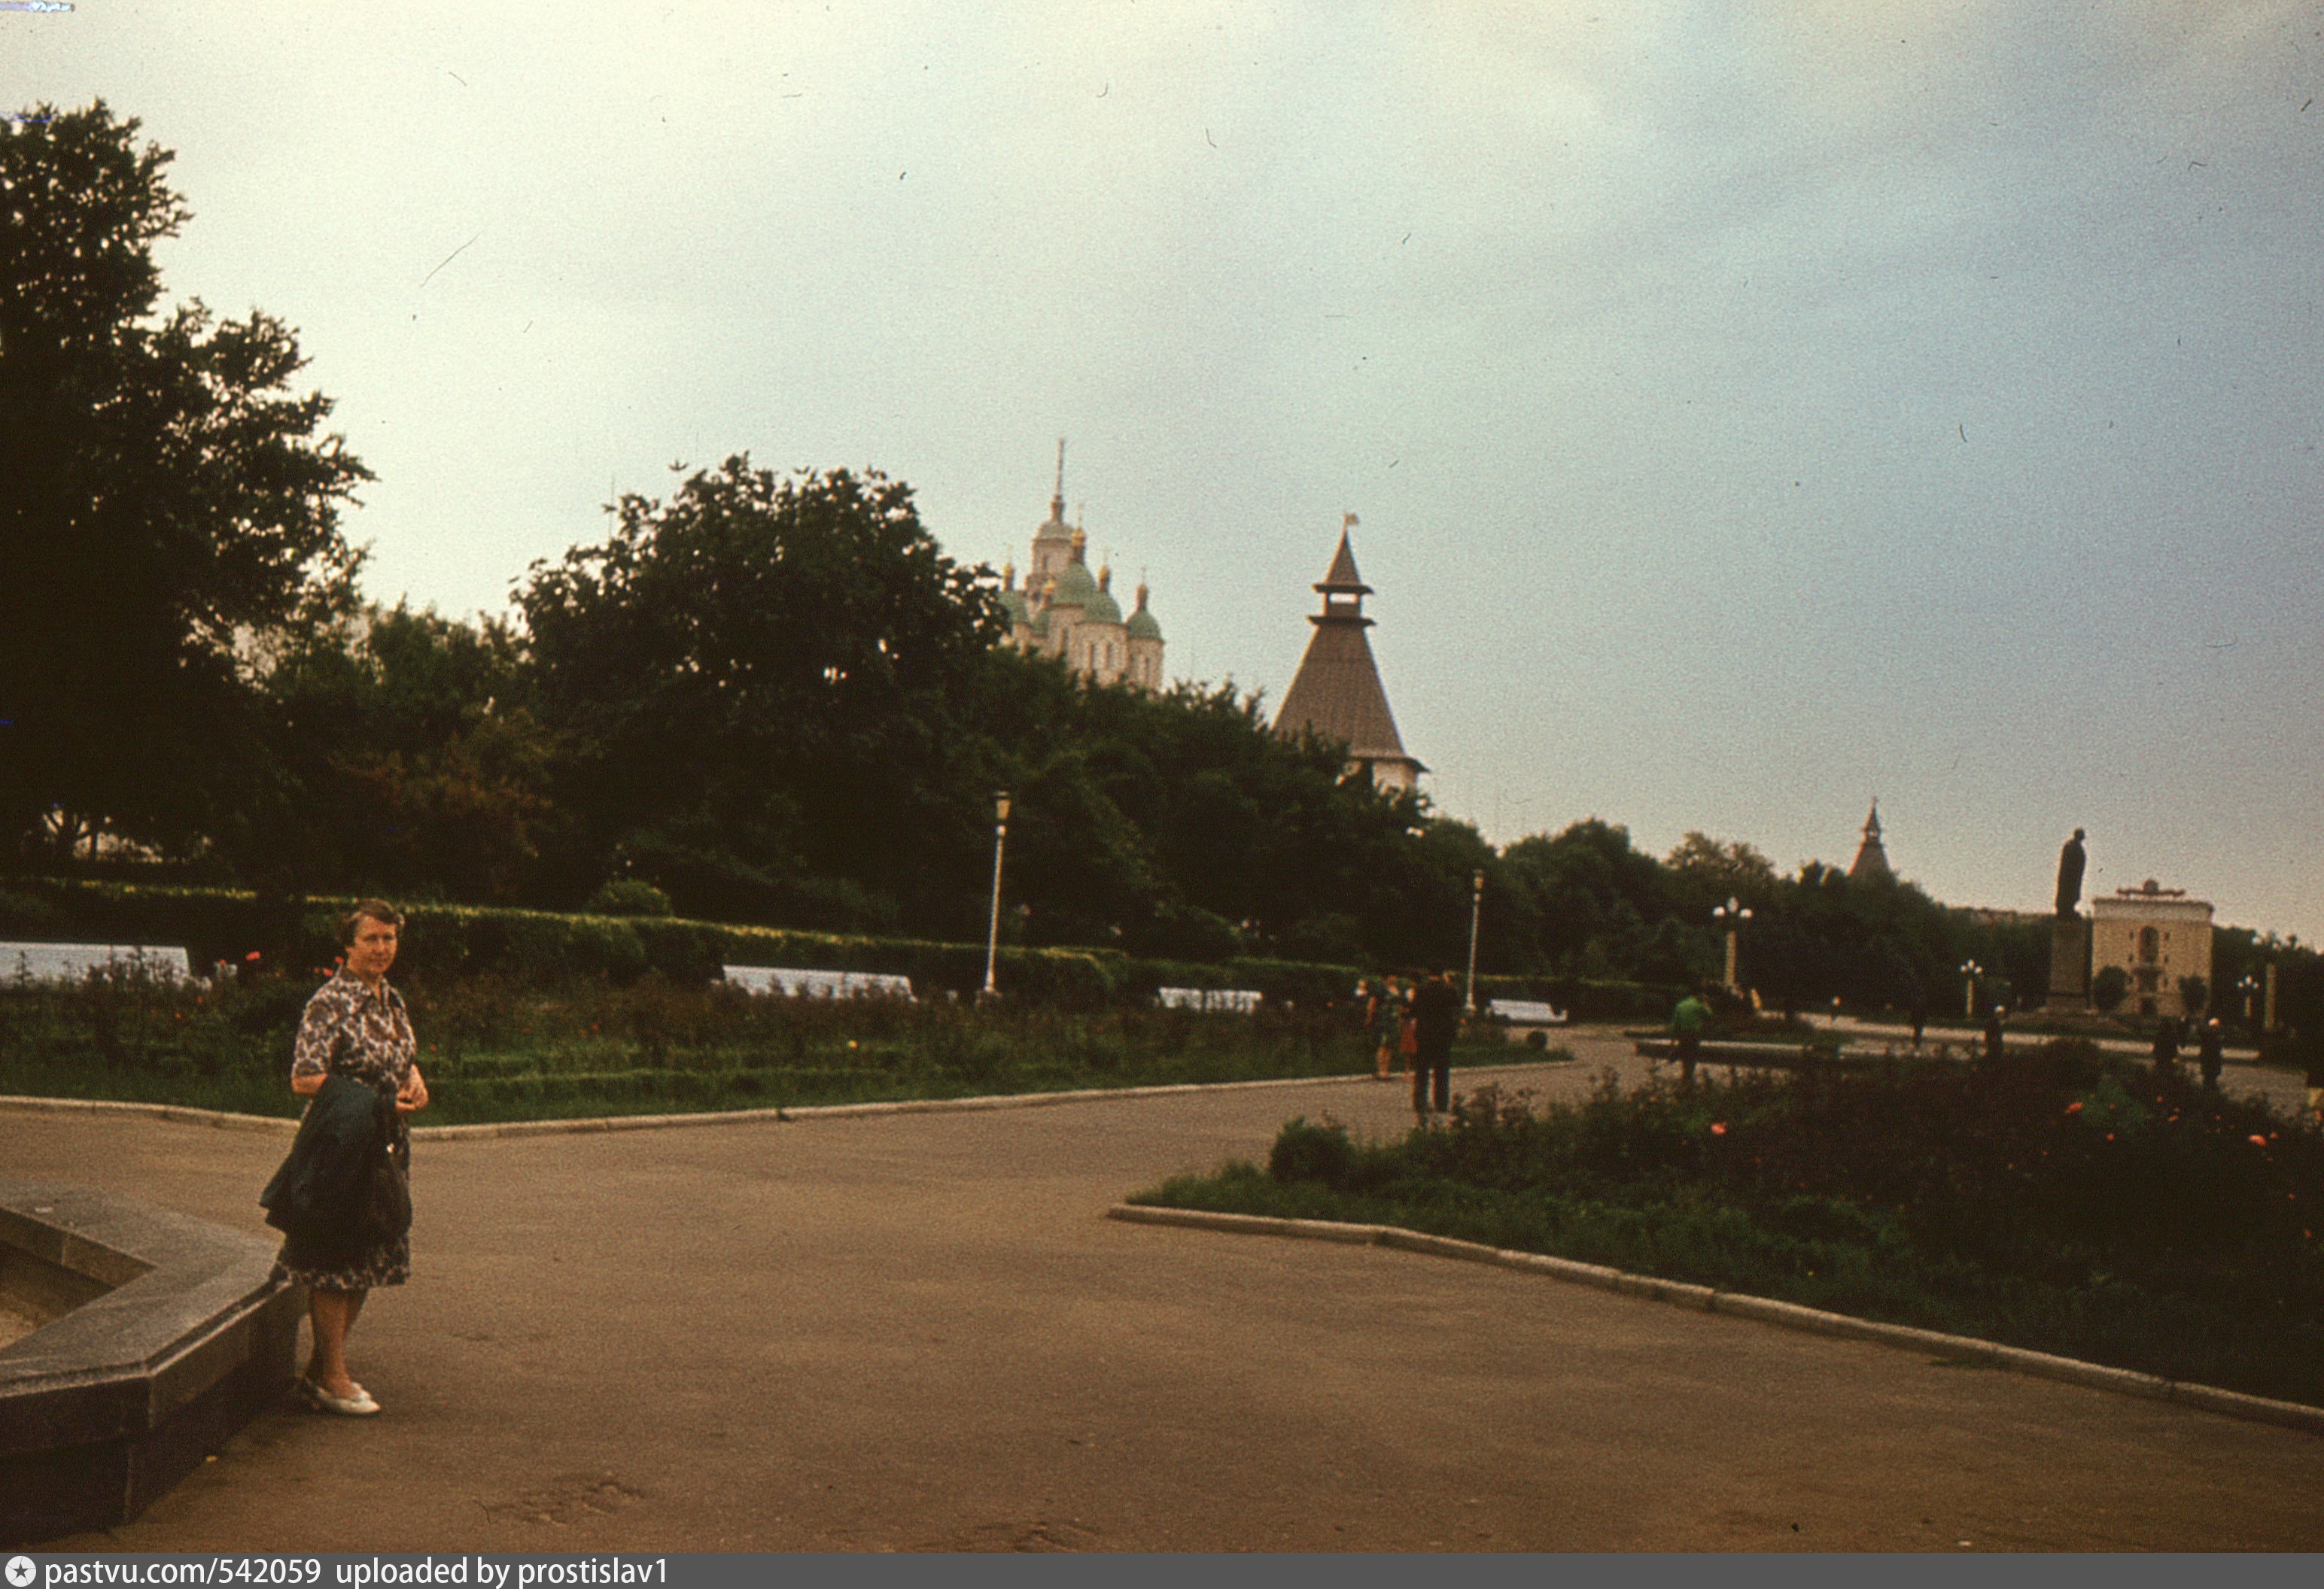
<box><xmin>0</xmin><ymin>1183</ymin><xmax>300</xmax><ymax>1546</ymax></box>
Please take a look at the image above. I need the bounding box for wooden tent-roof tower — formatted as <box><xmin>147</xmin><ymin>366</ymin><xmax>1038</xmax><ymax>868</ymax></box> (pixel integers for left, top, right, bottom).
<box><xmin>1273</xmin><ymin>516</ymin><xmax>1424</xmax><ymax>792</ymax></box>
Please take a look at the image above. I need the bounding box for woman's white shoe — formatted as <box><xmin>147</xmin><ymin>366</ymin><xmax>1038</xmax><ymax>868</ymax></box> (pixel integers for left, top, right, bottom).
<box><xmin>304</xmin><ymin>1378</ymin><xmax>380</xmax><ymax>1416</ymax></box>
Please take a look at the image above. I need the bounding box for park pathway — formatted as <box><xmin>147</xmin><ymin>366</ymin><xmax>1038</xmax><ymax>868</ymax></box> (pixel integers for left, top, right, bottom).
<box><xmin>7</xmin><ymin>1029</ymin><xmax>2322</xmax><ymax>1552</ymax></box>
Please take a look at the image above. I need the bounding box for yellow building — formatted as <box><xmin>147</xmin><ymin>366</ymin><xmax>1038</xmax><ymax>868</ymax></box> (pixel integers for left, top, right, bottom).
<box><xmin>2090</xmin><ymin>880</ymin><xmax>2214</xmax><ymax>1019</ymax></box>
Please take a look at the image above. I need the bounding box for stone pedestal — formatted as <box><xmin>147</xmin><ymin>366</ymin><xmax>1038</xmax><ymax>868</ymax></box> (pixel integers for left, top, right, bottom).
<box><xmin>2046</xmin><ymin>915</ymin><xmax>2091</xmax><ymax>1010</ymax></box>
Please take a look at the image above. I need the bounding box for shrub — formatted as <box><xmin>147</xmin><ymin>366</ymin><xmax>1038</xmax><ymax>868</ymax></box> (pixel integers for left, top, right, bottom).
<box><xmin>586</xmin><ymin>880</ymin><xmax>674</xmax><ymax>917</ymax></box>
<box><xmin>2178</xmin><ymin>975</ymin><xmax>2209</xmax><ymax>1018</ymax></box>
<box><xmin>1269</xmin><ymin>1116</ymin><xmax>1358</xmax><ymax>1189</ymax></box>
<box><xmin>1145</xmin><ymin>1061</ymin><xmax>2324</xmax><ymax>1405</ymax></box>
<box><xmin>2092</xmin><ymin>965</ymin><xmax>2130</xmax><ymax>1013</ymax></box>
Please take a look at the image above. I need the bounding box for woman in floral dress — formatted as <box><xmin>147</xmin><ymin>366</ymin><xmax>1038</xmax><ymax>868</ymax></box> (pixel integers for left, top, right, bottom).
<box><xmin>276</xmin><ymin>899</ymin><xmax>430</xmax><ymax>1416</ymax></box>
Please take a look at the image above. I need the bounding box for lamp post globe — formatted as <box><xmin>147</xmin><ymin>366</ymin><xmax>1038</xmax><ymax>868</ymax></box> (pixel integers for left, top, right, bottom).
<box><xmin>1712</xmin><ymin>897</ymin><xmax>1752</xmax><ymax>995</ymax></box>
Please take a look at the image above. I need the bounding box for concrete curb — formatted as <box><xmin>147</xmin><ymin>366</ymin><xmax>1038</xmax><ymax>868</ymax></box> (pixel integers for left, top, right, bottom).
<box><xmin>1106</xmin><ymin>1203</ymin><xmax>2324</xmax><ymax>1439</ymax></box>
<box><xmin>0</xmin><ymin>1058</ymin><xmax>1581</xmax><ymax>1143</ymax></box>
<box><xmin>0</xmin><ymin>1095</ymin><xmax>298</xmax><ymax>1135</ymax></box>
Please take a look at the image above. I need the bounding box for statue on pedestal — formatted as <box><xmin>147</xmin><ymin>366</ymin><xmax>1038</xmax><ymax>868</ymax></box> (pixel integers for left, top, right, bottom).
<box><xmin>2055</xmin><ymin>828</ymin><xmax>2087</xmax><ymax>919</ymax></box>
<box><xmin>2046</xmin><ymin>828</ymin><xmax>2093</xmax><ymax>1010</ymax></box>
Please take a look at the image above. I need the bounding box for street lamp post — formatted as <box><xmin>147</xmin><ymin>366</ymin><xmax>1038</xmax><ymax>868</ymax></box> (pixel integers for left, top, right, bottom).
<box><xmin>2238</xmin><ymin>973</ymin><xmax>2260</xmax><ymax>1028</ymax></box>
<box><xmin>981</xmin><ymin>791</ymin><xmax>1011</xmax><ymax>1001</ymax></box>
<box><xmin>1463</xmin><ymin>870</ymin><xmax>1484</xmax><ymax>1015</ymax></box>
<box><xmin>1712</xmin><ymin>897</ymin><xmax>1753</xmax><ymax>995</ymax></box>
<box><xmin>1960</xmin><ymin>959</ymin><xmax>1982</xmax><ymax>1020</ymax></box>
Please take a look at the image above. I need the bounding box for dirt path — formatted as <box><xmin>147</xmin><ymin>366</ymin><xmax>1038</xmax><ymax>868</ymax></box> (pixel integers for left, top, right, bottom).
<box><xmin>9</xmin><ymin>1030</ymin><xmax>2322</xmax><ymax>1551</ymax></box>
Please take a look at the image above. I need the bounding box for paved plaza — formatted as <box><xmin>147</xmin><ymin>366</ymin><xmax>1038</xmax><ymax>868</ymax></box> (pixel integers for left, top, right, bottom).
<box><xmin>8</xmin><ymin>1029</ymin><xmax>2322</xmax><ymax>1552</ymax></box>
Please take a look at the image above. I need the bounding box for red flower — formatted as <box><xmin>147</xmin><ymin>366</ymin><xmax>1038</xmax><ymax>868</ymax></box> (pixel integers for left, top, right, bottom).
<box><xmin>2065</xmin><ymin>1101</ymin><xmax>2083</xmax><ymax>1114</ymax></box>
<box><xmin>2249</xmin><ymin>1135</ymin><xmax>2269</xmax><ymax>1147</ymax></box>
<box><xmin>1711</xmin><ymin>1122</ymin><xmax>1728</xmax><ymax>1136</ymax></box>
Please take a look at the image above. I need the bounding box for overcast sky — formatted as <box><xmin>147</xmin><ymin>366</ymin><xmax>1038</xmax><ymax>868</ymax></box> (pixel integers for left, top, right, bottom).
<box><xmin>14</xmin><ymin>1</ymin><xmax>2322</xmax><ymax>937</ymax></box>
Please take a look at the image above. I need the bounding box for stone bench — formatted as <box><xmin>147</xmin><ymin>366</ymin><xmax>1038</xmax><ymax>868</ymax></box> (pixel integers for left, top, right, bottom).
<box><xmin>0</xmin><ymin>943</ymin><xmax>193</xmax><ymax>986</ymax></box>
<box><xmin>1485</xmin><ymin>998</ymin><xmax>1568</xmax><ymax>1045</ymax></box>
<box><xmin>722</xmin><ymin>965</ymin><xmax>914</xmax><ymax>1000</ymax></box>
<box><xmin>1156</xmin><ymin>987</ymin><xmax>1263</xmax><ymax>1013</ymax></box>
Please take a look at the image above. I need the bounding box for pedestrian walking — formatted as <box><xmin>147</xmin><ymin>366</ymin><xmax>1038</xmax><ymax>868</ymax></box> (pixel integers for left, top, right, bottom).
<box><xmin>1909</xmin><ymin>988</ymin><xmax>1928</xmax><ymax>1051</ymax></box>
<box><xmin>1983</xmin><ymin>1004</ymin><xmax>2006</xmax><ymax>1062</ymax></box>
<box><xmin>1669</xmin><ymin>988</ymin><xmax>1711</xmax><ymax>1087</ymax></box>
<box><xmin>2152</xmin><ymin>1013</ymin><xmax>2183</xmax><ymax>1074</ymax></box>
<box><xmin>1362</xmin><ymin>978</ymin><xmax>1398</xmax><ymax>1081</ymax></box>
<box><xmin>2197</xmin><ymin>1018</ymin><xmax>2225</xmax><ymax>1092</ymax></box>
<box><xmin>1410</xmin><ymin>968</ymin><xmax>1462</xmax><ymax>1120</ymax></box>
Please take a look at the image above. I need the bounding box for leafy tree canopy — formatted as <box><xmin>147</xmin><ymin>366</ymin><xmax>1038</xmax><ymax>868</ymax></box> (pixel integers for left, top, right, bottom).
<box><xmin>0</xmin><ymin>102</ymin><xmax>370</xmax><ymax>859</ymax></box>
<box><xmin>517</xmin><ymin>458</ymin><xmax>1003</xmax><ymax>921</ymax></box>
<box><xmin>247</xmin><ymin>603</ymin><xmax>564</xmax><ymax>904</ymax></box>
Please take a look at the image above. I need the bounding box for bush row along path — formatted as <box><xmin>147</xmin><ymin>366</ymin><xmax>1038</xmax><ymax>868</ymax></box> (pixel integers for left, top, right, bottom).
<box><xmin>9</xmin><ymin>1028</ymin><xmax>2323</xmax><ymax>1551</ymax></box>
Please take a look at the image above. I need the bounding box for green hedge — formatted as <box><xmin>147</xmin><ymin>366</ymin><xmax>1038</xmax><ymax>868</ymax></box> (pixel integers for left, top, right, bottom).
<box><xmin>0</xmin><ymin>881</ymin><xmax>1116</xmax><ymax>1004</ymax></box>
<box><xmin>0</xmin><ymin>880</ymin><xmax>1682</xmax><ymax>1017</ymax></box>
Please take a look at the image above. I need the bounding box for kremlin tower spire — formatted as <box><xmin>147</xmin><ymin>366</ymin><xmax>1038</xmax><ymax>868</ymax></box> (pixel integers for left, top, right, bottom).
<box><xmin>1274</xmin><ymin>515</ymin><xmax>1423</xmax><ymax>793</ymax></box>
<box><xmin>1848</xmin><ymin>800</ymin><xmax>1894</xmax><ymax>882</ymax></box>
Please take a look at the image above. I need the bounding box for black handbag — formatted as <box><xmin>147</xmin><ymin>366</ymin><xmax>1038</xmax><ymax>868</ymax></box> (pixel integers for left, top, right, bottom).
<box><xmin>358</xmin><ymin>1094</ymin><xmax>412</xmax><ymax>1243</ymax></box>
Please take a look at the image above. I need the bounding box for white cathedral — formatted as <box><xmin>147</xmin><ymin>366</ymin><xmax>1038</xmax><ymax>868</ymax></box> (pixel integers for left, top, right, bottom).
<box><xmin>996</xmin><ymin>444</ymin><xmax>1165</xmax><ymax>691</ymax></box>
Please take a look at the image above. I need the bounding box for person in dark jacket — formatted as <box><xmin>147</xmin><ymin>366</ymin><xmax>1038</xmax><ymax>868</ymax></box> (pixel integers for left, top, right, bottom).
<box><xmin>272</xmin><ymin>901</ymin><xmax>429</xmax><ymax>1417</ymax></box>
<box><xmin>1410</xmin><ymin>969</ymin><xmax>1464</xmax><ymax>1120</ymax></box>
<box><xmin>1984</xmin><ymin>1005</ymin><xmax>2006</xmax><ymax>1062</ymax></box>
<box><xmin>2152</xmin><ymin>1013</ymin><xmax>2183</xmax><ymax>1074</ymax></box>
<box><xmin>2197</xmin><ymin>1018</ymin><xmax>2225</xmax><ymax>1091</ymax></box>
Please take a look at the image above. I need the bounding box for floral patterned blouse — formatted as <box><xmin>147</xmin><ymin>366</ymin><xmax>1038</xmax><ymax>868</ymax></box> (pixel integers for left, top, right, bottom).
<box><xmin>292</xmin><ymin>971</ymin><xmax>417</xmax><ymax>1091</ymax></box>
<box><xmin>277</xmin><ymin>969</ymin><xmax>419</xmax><ymax>1291</ymax></box>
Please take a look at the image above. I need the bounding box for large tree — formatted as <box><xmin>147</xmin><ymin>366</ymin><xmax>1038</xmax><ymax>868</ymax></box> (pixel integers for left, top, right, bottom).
<box><xmin>0</xmin><ymin>102</ymin><xmax>370</xmax><ymax>860</ymax></box>
<box><xmin>959</xmin><ymin>657</ymin><xmax>1465</xmax><ymax>961</ymax></box>
<box><xmin>518</xmin><ymin>457</ymin><xmax>1005</xmax><ymax>922</ymax></box>
<box><xmin>249</xmin><ymin>603</ymin><xmax>567</xmax><ymax>902</ymax></box>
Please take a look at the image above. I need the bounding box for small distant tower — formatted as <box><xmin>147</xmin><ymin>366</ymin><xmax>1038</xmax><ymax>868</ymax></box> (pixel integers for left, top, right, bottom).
<box><xmin>1848</xmin><ymin>800</ymin><xmax>1894</xmax><ymax>882</ymax></box>
<box><xmin>1125</xmin><ymin>574</ymin><xmax>1164</xmax><ymax>691</ymax></box>
<box><xmin>1274</xmin><ymin>515</ymin><xmax>1424</xmax><ymax>792</ymax></box>
<box><xmin>1027</xmin><ymin>438</ymin><xmax>1075</xmax><ymax>590</ymax></box>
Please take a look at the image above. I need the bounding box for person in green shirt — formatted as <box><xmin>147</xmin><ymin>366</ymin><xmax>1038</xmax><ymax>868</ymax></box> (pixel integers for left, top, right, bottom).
<box><xmin>1670</xmin><ymin>989</ymin><xmax>1711</xmax><ymax>1086</ymax></box>
<box><xmin>1364</xmin><ymin>976</ymin><xmax>1403</xmax><ymax>1081</ymax></box>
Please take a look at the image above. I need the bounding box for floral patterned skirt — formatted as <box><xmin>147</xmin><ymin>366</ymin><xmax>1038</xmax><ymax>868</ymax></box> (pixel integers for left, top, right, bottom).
<box><xmin>274</xmin><ymin>1226</ymin><xmax>410</xmax><ymax>1293</ymax></box>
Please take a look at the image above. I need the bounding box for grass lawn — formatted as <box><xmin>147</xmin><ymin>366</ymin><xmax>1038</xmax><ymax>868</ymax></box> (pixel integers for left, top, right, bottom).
<box><xmin>1133</xmin><ymin>1054</ymin><xmax>2324</xmax><ymax>1408</ymax></box>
